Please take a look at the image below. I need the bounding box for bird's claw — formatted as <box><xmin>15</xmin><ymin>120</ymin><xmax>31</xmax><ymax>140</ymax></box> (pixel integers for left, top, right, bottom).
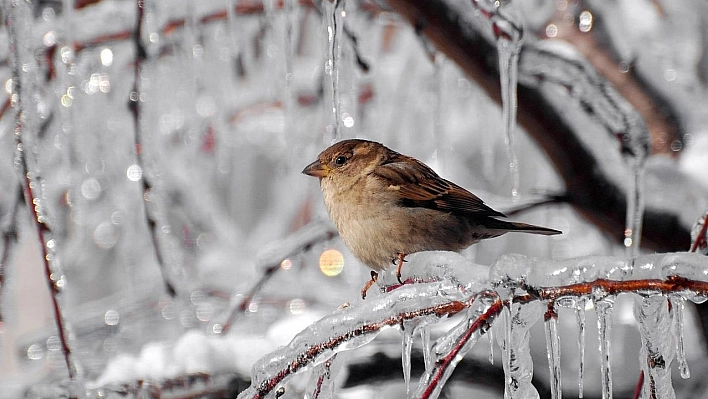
<box><xmin>395</xmin><ymin>253</ymin><xmax>407</xmax><ymax>285</ymax></box>
<box><xmin>361</xmin><ymin>271</ymin><xmax>379</xmax><ymax>300</ymax></box>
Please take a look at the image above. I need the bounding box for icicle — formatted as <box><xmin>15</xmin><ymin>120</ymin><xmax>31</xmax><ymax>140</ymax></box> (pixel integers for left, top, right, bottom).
<box><xmin>493</xmin><ymin>300</ymin><xmax>542</xmax><ymax>399</ymax></box>
<box><xmin>473</xmin><ymin>0</ymin><xmax>524</xmax><ymax>197</ymax></box>
<box><xmin>402</xmin><ymin>324</ymin><xmax>414</xmax><ymax>398</ymax></box>
<box><xmin>420</xmin><ymin>325</ymin><xmax>433</xmax><ymax>372</ymax></box>
<box><xmin>488</xmin><ymin>326</ymin><xmax>495</xmax><ymax>365</ymax></box>
<box><xmin>634</xmin><ymin>296</ymin><xmax>675</xmax><ymax>399</ymax></box>
<box><xmin>594</xmin><ymin>298</ymin><xmax>615</xmax><ymax>399</ymax></box>
<box><xmin>323</xmin><ymin>0</ymin><xmax>346</xmax><ymax>142</ymax></box>
<box><xmin>624</xmin><ymin>157</ymin><xmax>646</xmax><ymax>257</ymax></box>
<box><xmin>669</xmin><ymin>296</ymin><xmax>690</xmax><ymax>379</ymax></box>
<box><xmin>497</xmin><ymin>35</ymin><xmax>522</xmax><ymax>198</ymax></box>
<box><xmin>576</xmin><ymin>297</ymin><xmax>587</xmax><ymax>398</ymax></box>
<box><xmin>502</xmin><ymin>304</ymin><xmax>513</xmax><ymax>398</ymax></box>
<box><xmin>310</xmin><ymin>355</ymin><xmax>339</xmax><ymax>399</ymax></box>
<box><xmin>544</xmin><ymin>302</ymin><xmax>562</xmax><ymax>399</ymax></box>
<box><xmin>283</xmin><ymin>0</ymin><xmax>297</xmax><ymax>142</ymax></box>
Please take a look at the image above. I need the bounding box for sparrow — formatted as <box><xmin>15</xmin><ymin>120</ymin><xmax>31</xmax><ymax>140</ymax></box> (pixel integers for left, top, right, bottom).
<box><xmin>302</xmin><ymin>139</ymin><xmax>561</xmax><ymax>298</ymax></box>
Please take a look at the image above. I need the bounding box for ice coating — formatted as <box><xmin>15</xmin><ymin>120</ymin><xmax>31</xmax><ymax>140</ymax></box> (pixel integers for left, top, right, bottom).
<box><xmin>488</xmin><ymin>252</ymin><xmax>708</xmax><ymax>289</ymax></box>
<box><xmin>519</xmin><ymin>40</ymin><xmax>650</xmax><ymax>160</ymax></box>
<box><xmin>238</xmin><ymin>274</ymin><xmax>477</xmax><ymax>399</ymax></box>
<box><xmin>633</xmin><ymin>296</ymin><xmax>675</xmax><ymax>399</ymax></box>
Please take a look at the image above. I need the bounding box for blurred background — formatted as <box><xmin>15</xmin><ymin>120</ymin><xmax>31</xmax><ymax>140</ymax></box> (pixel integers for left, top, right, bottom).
<box><xmin>1</xmin><ymin>0</ymin><xmax>707</xmax><ymax>398</ymax></box>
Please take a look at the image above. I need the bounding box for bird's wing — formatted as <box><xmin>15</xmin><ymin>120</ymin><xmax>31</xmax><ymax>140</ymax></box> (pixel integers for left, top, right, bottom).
<box><xmin>373</xmin><ymin>156</ymin><xmax>505</xmax><ymax>217</ymax></box>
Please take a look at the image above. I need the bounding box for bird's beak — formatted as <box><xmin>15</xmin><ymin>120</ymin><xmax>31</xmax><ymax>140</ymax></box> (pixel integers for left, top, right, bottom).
<box><xmin>302</xmin><ymin>160</ymin><xmax>330</xmax><ymax>178</ymax></box>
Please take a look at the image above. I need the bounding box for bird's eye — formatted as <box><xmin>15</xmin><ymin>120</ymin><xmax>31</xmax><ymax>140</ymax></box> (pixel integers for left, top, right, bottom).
<box><xmin>334</xmin><ymin>155</ymin><xmax>347</xmax><ymax>166</ymax></box>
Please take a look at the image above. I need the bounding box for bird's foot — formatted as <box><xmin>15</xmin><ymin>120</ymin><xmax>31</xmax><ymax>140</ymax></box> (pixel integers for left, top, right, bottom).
<box><xmin>395</xmin><ymin>253</ymin><xmax>408</xmax><ymax>284</ymax></box>
<box><xmin>361</xmin><ymin>271</ymin><xmax>379</xmax><ymax>300</ymax></box>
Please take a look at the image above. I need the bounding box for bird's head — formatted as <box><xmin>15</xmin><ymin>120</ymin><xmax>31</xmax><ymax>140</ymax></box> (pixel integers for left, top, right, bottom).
<box><xmin>302</xmin><ymin>139</ymin><xmax>389</xmax><ymax>183</ymax></box>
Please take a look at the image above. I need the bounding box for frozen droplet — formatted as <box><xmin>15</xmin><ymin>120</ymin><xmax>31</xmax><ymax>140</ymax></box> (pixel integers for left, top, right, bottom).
<box><xmin>546</xmin><ymin>24</ymin><xmax>558</xmax><ymax>38</ymax></box>
<box><xmin>27</xmin><ymin>344</ymin><xmax>44</xmax><ymax>360</ymax></box>
<box><xmin>288</xmin><ymin>299</ymin><xmax>306</xmax><ymax>315</ymax></box>
<box><xmin>94</xmin><ymin>222</ymin><xmax>119</xmax><ymax>249</ymax></box>
<box><xmin>46</xmin><ymin>335</ymin><xmax>61</xmax><ymax>351</ymax></box>
<box><xmin>578</xmin><ymin>10</ymin><xmax>593</xmax><ymax>32</ymax></box>
<box><xmin>196</xmin><ymin>95</ymin><xmax>217</xmax><ymax>117</ymax></box>
<box><xmin>43</xmin><ymin>31</ymin><xmax>57</xmax><ymax>47</ymax></box>
<box><xmin>104</xmin><ymin>310</ymin><xmax>120</xmax><ymax>326</ymax></box>
<box><xmin>196</xmin><ymin>302</ymin><xmax>215</xmax><ymax>321</ymax></box>
<box><xmin>100</xmin><ymin>48</ymin><xmax>113</xmax><ymax>66</ymax></box>
<box><xmin>126</xmin><ymin>164</ymin><xmax>142</xmax><ymax>181</ymax></box>
<box><xmin>80</xmin><ymin>178</ymin><xmax>101</xmax><ymax>200</ymax></box>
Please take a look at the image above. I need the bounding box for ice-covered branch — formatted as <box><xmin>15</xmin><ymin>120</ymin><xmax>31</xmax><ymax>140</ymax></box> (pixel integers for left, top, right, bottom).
<box><xmin>5</xmin><ymin>0</ymin><xmax>79</xmax><ymax>382</ymax></box>
<box><xmin>383</xmin><ymin>0</ymin><xmax>703</xmax><ymax>252</ymax></box>
<box><xmin>240</xmin><ymin>251</ymin><xmax>708</xmax><ymax>399</ymax></box>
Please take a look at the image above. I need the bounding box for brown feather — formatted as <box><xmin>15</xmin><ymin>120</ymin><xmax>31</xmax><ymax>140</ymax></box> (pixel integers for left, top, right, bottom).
<box><xmin>374</xmin><ymin>152</ymin><xmax>505</xmax><ymax>217</ymax></box>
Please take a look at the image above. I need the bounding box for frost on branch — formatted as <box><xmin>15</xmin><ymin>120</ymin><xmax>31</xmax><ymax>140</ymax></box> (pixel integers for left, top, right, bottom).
<box><xmin>240</xmin><ymin>251</ymin><xmax>708</xmax><ymax>399</ymax></box>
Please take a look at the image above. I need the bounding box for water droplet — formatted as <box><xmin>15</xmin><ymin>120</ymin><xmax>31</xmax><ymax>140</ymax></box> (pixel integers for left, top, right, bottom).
<box><xmin>545</xmin><ymin>24</ymin><xmax>558</xmax><ymax>38</ymax></box>
<box><xmin>578</xmin><ymin>11</ymin><xmax>593</xmax><ymax>32</ymax></box>
<box><xmin>81</xmin><ymin>178</ymin><xmax>102</xmax><ymax>200</ymax></box>
<box><xmin>104</xmin><ymin>310</ymin><xmax>120</xmax><ymax>326</ymax></box>
<box><xmin>126</xmin><ymin>164</ymin><xmax>142</xmax><ymax>181</ymax></box>
<box><xmin>289</xmin><ymin>298</ymin><xmax>306</xmax><ymax>315</ymax></box>
<box><xmin>100</xmin><ymin>48</ymin><xmax>113</xmax><ymax>66</ymax></box>
<box><xmin>196</xmin><ymin>303</ymin><xmax>214</xmax><ymax>321</ymax></box>
<box><xmin>46</xmin><ymin>335</ymin><xmax>61</xmax><ymax>351</ymax></box>
<box><xmin>94</xmin><ymin>222</ymin><xmax>119</xmax><ymax>249</ymax></box>
<box><xmin>27</xmin><ymin>344</ymin><xmax>44</xmax><ymax>360</ymax></box>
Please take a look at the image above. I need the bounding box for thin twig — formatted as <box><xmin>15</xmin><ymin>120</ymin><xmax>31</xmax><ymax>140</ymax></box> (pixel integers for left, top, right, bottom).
<box><xmin>220</xmin><ymin>223</ymin><xmax>337</xmax><ymax>333</ymax></box>
<box><xmin>690</xmin><ymin>212</ymin><xmax>708</xmax><ymax>253</ymax></box>
<box><xmin>5</xmin><ymin>2</ymin><xmax>77</xmax><ymax>380</ymax></box>
<box><xmin>418</xmin><ymin>297</ymin><xmax>504</xmax><ymax>399</ymax></box>
<box><xmin>130</xmin><ymin>0</ymin><xmax>177</xmax><ymax>297</ymax></box>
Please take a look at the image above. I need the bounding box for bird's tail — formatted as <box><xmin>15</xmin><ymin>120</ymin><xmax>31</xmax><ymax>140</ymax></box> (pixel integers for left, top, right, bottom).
<box><xmin>485</xmin><ymin>218</ymin><xmax>561</xmax><ymax>236</ymax></box>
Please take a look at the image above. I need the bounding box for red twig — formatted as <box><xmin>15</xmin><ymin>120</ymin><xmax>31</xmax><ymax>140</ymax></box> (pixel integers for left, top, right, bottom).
<box><xmin>245</xmin><ymin>299</ymin><xmax>468</xmax><ymax>399</ymax></box>
<box><xmin>418</xmin><ymin>298</ymin><xmax>504</xmax><ymax>399</ymax></box>
<box><xmin>633</xmin><ymin>370</ymin><xmax>644</xmax><ymax>399</ymax></box>
<box><xmin>690</xmin><ymin>212</ymin><xmax>708</xmax><ymax>253</ymax></box>
<box><xmin>6</xmin><ymin>3</ymin><xmax>77</xmax><ymax>381</ymax></box>
<box><xmin>534</xmin><ymin>276</ymin><xmax>708</xmax><ymax>301</ymax></box>
<box><xmin>311</xmin><ymin>356</ymin><xmax>335</xmax><ymax>399</ymax></box>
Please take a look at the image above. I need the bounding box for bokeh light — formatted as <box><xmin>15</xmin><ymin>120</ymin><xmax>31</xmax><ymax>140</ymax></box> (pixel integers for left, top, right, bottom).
<box><xmin>318</xmin><ymin>249</ymin><xmax>344</xmax><ymax>277</ymax></box>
